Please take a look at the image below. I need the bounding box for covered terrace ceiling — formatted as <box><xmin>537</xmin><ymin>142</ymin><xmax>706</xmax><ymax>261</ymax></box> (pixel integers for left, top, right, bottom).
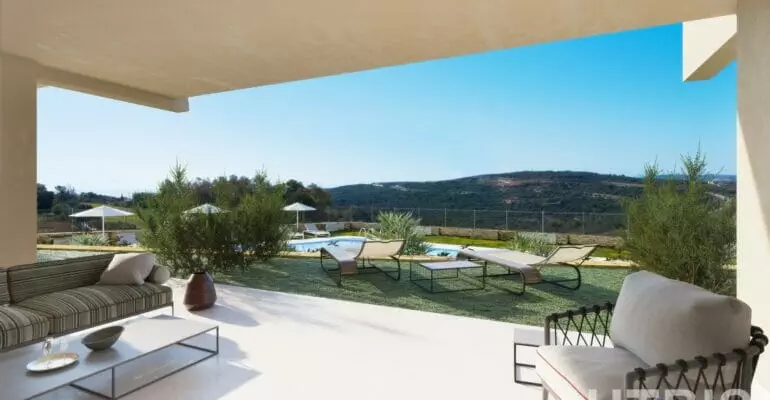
<box><xmin>1</xmin><ymin>0</ymin><xmax>735</xmax><ymax>111</ymax></box>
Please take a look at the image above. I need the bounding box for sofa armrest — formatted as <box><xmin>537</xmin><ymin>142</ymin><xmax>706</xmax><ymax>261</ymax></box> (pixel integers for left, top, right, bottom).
<box><xmin>624</xmin><ymin>326</ymin><xmax>767</xmax><ymax>397</ymax></box>
<box><xmin>544</xmin><ymin>302</ymin><xmax>614</xmax><ymax>347</ymax></box>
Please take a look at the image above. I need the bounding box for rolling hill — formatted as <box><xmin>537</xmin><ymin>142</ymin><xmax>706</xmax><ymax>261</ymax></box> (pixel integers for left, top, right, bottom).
<box><xmin>327</xmin><ymin>170</ymin><xmax>736</xmax><ymax>214</ymax></box>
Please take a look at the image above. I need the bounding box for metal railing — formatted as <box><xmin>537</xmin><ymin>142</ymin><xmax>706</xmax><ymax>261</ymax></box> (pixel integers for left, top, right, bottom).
<box><xmin>316</xmin><ymin>206</ymin><xmax>627</xmax><ymax>235</ymax></box>
<box><xmin>37</xmin><ymin>206</ymin><xmax>627</xmax><ymax>236</ymax></box>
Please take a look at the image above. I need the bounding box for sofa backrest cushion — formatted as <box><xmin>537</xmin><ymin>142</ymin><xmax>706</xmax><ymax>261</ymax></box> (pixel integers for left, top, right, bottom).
<box><xmin>6</xmin><ymin>254</ymin><xmax>114</xmax><ymax>303</ymax></box>
<box><xmin>610</xmin><ymin>271</ymin><xmax>751</xmax><ymax>367</ymax></box>
<box><xmin>0</xmin><ymin>269</ymin><xmax>9</xmax><ymax>305</ymax></box>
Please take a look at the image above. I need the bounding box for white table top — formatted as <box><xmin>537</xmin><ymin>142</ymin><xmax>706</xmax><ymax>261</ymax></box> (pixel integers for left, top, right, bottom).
<box><xmin>0</xmin><ymin>315</ymin><xmax>217</xmax><ymax>400</ymax></box>
<box><xmin>419</xmin><ymin>260</ymin><xmax>482</xmax><ymax>270</ymax></box>
<box><xmin>514</xmin><ymin>327</ymin><xmax>562</xmax><ymax>346</ymax></box>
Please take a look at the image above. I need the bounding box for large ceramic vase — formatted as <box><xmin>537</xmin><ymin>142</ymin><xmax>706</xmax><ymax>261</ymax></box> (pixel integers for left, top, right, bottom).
<box><xmin>183</xmin><ymin>271</ymin><xmax>217</xmax><ymax>311</ymax></box>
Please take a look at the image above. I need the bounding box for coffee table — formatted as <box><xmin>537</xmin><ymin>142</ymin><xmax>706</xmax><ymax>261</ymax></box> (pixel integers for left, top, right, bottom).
<box><xmin>409</xmin><ymin>260</ymin><xmax>485</xmax><ymax>292</ymax></box>
<box><xmin>0</xmin><ymin>315</ymin><xmax>219</xmax><ymax>400</ymax></box>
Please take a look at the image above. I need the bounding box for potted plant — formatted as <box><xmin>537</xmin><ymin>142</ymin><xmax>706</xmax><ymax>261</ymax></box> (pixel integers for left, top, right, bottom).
<box><xmin>139</xmin><ymin>165</ymin><xmax>240</xmax><ymax>311</ymax></box>
<box><xmin>139</xmin><ymin>166</ymin><xmax>289</xmax><ymax>311</ymax></box>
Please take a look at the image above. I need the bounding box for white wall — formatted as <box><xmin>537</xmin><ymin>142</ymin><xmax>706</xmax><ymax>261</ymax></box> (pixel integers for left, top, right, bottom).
<box><xmin>736</xmin><ymin>0</ymin><xmax>770</xmax><ymax>392</ymax></box>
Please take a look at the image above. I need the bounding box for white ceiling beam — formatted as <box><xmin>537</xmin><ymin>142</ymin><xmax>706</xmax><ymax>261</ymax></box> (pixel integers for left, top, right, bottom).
<box><xmin>682</xmin><ymin>15</ymin><xmax>737</xmax><ymax>82</ymax></box>
<box><xmin>34</xmin><ymin>61</ymin><xmax>189</xmax><ymax>112</ymax></box>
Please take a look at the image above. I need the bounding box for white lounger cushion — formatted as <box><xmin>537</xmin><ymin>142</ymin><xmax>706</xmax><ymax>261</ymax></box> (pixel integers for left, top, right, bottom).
<box><xmin>610</xmin><ymin>271</ymin><xmax>751</xmax><ymax>368</ymax></box>
<box><xmin>358</xmin><ymin>240</ymin><xmax>404</xmax><ymax>259</ymax></box>
<box><xmin>304</xmin><ymin>223</ymin><xmax>330</xmax><ymax>236</ymax></box>
<box><xmin>536</xmin><ymin>346</ymin><xmax>648</xmax><ymax>400</ymax></box>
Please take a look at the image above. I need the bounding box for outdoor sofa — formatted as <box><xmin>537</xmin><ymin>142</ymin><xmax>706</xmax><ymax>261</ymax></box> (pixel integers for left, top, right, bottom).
<box><xmin>0</xmin><ymin>253</ymin><xmax>173</xmax><ymax>352</ymax></box>
<box><xmin>536</xmin><ymin>271</ymin><xmax>767</xmax><ymax>400</ymax></box>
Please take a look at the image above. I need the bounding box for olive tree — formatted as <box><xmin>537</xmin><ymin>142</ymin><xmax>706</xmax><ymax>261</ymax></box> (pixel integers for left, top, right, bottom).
<box><xmin>622</xmin><ymin>150</ymin><xmax>735</xmax><ymax>294</ymax></box>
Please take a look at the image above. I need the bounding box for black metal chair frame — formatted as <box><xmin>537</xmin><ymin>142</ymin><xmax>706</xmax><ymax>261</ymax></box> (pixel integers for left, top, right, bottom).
<box><xmin>542</xmin><ymin>302</ymin><xmax>768</xmax><ymax>400</ymax></box>
<box><xmin>464</xmin><ymin>259</ymin><xmax>582</xmax><ymax>296</ymax></box>
<box><xmin>408</xmin><ymin>260</ymin><xmax>486</xmax><ymax>293</ymax></box>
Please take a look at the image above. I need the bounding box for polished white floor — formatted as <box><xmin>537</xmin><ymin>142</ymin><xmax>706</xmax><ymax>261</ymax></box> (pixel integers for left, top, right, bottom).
<box><xmin>35</xmin><ymin>279</ymin><xmax>542</xmax><ymax>400</ymax></box>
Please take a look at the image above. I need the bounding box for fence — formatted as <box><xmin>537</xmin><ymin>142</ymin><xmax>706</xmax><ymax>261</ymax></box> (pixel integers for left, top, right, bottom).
<box><xmin>317</xmin><ymin>206</ymin><xmax>627</xmax><ymax>236</ymax></box>
<box><xmin>38</xmin><ymin>206</ymin><xmax>628</xmax><ymax>236</ymax></box>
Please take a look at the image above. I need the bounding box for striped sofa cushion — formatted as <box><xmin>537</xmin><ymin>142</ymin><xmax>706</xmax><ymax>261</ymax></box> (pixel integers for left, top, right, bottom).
<box><xmin>0</xmin><ymin>306</ymin><xmax>50</xmax><ymax>350</ymax></box>
<box><xmin>6</xmin><ymin>254</ymin><xmax>114</xmax><ymax>303</ymax></box>
<box><xmin>0</xmin><ymin>269</ymin><xmax>10</xmax><ymax>305</ymax></box>
<box><xmin>15</xmin><ymin>284</ymin><xmax>172</xmax><ymax>334</ymax></box>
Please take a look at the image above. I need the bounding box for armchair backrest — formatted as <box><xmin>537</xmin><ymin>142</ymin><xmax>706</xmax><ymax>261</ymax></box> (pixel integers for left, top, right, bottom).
<box><xmin>610</xmin><ymin>271</ymin><xmax>752</xmax><ymax>368</ymax></box>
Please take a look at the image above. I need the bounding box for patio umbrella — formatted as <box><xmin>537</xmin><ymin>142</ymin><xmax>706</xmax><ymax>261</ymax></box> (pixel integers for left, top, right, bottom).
<box><xmin>69</xmin><ymin>205</ymin><xmax>134</xmax><ymax>235</ymax></box>
<box><xmin>283</xmin><ymin>202</ymin><xmax>316</xmax><ymax>231</ymax></box>
<box><xmin>183</xmin><ymin>203</ymin><xmax>227</xmax><ymax>215</ymax></box>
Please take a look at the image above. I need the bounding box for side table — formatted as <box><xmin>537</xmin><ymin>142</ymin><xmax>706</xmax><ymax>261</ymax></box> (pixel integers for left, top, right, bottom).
<box><xmin>513</xmin><ymin>328</ymin><xmax>552</xmax><ymax>387</ymax></box>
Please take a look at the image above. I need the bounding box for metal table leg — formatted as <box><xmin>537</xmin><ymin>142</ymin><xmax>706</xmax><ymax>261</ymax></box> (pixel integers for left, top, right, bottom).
<box><xmin>68</xmin><ymin>326</ymin><xmax>220</xmax><ymax>399</ymax></box>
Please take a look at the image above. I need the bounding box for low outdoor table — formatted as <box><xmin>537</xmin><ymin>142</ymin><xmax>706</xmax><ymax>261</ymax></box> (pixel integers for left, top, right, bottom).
<box><xmin>409</xmin><ymin>260</ymin><xmax>485</xmax><ymax>293</ymax></box>
<box><xmin>513</xmin><ymin>327</ymin><xmax>552</xmax><ymax>387</ymax></box>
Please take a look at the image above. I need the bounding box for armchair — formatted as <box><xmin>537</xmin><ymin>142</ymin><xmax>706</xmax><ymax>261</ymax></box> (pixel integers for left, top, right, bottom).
<box><xmin>537</xmin><ymin>271</ymin><xmax>767</xmax><ymax>400</ymax></box>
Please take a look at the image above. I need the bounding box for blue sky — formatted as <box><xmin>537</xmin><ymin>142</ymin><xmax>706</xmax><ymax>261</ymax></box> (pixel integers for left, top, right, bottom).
<box><xmin>38</xmin><ymin>23</ymin><xmax>736</xmax><ymax>196</ymax></box>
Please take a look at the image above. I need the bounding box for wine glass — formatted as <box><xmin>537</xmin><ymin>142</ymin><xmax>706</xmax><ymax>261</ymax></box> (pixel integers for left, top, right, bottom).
<box><xmin>42</xmin><ymin>337</ymin><xmax>53</xmax><ymax>357</ymax></box>
<box><xmin>58</xmin><ymin>337</ymin><xmax>69</xmax><ymax>353</ymax></box>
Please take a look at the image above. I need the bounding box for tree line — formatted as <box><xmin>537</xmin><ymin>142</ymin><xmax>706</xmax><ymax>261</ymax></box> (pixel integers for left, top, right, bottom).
<box><xmin>37</xmin><ymin>175</ymin><xmax>332</xmax><ymax>217</ymax></box>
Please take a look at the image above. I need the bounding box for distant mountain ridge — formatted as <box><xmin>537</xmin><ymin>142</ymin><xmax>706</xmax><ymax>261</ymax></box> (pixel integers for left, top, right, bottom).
<box><xmin>656</xmin><ymin>173</ymin><xmax>736</xmax><ymax>182</ymax></box>
<box><xmin>327</xmin><ymin>170</ymin><xmax>736</xmax><ymax>213</ymax></box>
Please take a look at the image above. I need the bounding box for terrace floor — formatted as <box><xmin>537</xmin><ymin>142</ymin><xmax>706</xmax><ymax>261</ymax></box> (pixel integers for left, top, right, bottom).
<box><xmin>38</xmin><ymin>279</ymin><xmax>543</xmax><ymax>400</ymax></box>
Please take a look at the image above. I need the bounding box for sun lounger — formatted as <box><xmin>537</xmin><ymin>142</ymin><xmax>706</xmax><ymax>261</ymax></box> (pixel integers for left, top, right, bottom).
<box><xmin>319</xmin><ymin>239</ymin><xmax>405</xmax><ymax>285</ymax></box>
<box><xmin>304</xmin><ymin>223</ymin><xmax>330</xmax><ymax>237</ymax></box>
<box><xmin>456</xmin><ymin>245</ymin><xmax>596</xmax><ymax>295</ymax></box>
<box><xmin>323</xmin><ymin>222</ymin><xmax>345</xmax><ymax>233</ymax></box>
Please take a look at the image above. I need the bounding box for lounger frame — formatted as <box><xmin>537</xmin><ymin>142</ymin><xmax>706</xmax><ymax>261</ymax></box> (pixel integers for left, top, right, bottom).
<box><xmin>319</xmin><ymin>240</ymin><xmax>404</xmax><ymax>286</ymax></box>
<box><xmin>459</xmin><ymin>245</ymin><xmax>595</xmax><ymax>295</ymax></box>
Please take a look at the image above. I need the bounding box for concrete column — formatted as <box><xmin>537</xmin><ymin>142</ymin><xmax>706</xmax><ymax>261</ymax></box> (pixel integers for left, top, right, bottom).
<box><xmin>736</xmin><ymin>0</ymin><xmax>770</xmax><ymax>391</ymax></box>
<box><xmin>0</xmin><ymin>54</ymin><xmax>38</xmax><ymax>268</ymax></box>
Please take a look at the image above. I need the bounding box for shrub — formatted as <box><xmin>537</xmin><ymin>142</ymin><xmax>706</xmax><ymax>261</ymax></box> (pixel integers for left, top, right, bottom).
<box><xmin>367</xmin><ymin>211</ymin><xmax>429</xmax><ymax>255</ymax></box>
<box><xmin>139</xmin><ymin>165</ymin><xmax>288</xmax><ymax>276</ymax></box>
<box><xmin>622</xmin><ymin>150</ymin><xmax>735</xmax><ymax>294</ymax></box>
<box><xmin>71</xmin><ymin>233</ymin><xmax>109</xmax><ymax>246</ymax></box>
<box><xmin>506</xmin><ymin>232</ymin><xmax>554</xmax><ymax>257</ymax></box>
<box><xmin>139</xmin><ymin>164</ymin><xmax>238</xmax><ymax>276</ymax></box>
<box><xmin>104</xmin><ymin>221</ymin><xmax>138</xmax><ymax>231</ymax></box>
<box><xmin>233</xmin><ymin>172</ymin><xmax>289</xmax><ymax>263</ymax></box>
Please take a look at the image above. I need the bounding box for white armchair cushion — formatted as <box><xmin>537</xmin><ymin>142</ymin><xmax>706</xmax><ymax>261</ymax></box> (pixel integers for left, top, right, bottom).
<box><xmin>536</xmin><ymin>346</ymin><xmax>648</xmax><ymax>400</ymax></box>
<box><xmin>610</xmin><ymin>271</ymin><xmax>751</xmax><ymax>367</ymax></box>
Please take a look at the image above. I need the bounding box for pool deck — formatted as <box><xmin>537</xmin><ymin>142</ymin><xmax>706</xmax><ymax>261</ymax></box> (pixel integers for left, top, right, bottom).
<box><xmin>33</xmin><ymin>280</ymin><xmax>543</xmax><ymax>400</ymax></box>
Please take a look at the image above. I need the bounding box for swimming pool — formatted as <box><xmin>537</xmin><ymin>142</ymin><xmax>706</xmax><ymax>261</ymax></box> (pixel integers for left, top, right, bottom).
<box><xmin>287</xmin><ymin>236</ymin><xmax>462</xmax><ymax>257</ymax></box>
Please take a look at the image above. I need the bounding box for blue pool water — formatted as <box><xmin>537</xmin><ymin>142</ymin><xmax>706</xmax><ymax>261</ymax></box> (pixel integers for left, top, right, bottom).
<box><xmin>287</xmin><ymin>236</ymin><xmax>460</xmax><ymax>257</ymax></box>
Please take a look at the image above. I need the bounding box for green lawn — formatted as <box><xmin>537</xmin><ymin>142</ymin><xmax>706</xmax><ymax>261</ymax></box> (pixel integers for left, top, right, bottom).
<box><xmin>214</xmin><ymin>258</ymin><xmax>630</xmax><ymax>327</ymax></box>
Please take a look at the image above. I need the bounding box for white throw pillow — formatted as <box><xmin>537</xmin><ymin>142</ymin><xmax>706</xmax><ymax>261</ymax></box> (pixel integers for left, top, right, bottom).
<box><xmin>147</xmin><ymin>265</ymin><xmax>171</xmax><ymax>285</ymax></box>
<box><xmin>98</xmin><ymin>253</ymin><xmax>156</xmax><ymax>285</ymax></box>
